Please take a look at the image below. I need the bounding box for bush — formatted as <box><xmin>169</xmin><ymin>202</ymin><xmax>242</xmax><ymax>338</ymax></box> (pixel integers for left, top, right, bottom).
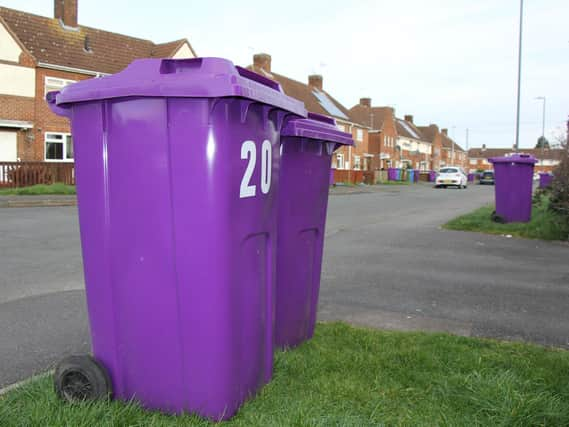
<box><xmin>549</xmin><ymin>151</ymin><xmax>569</xmax><ymax>227</ymax></box>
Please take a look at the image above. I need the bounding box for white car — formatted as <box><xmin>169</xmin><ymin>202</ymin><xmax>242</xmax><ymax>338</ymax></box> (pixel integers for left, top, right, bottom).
<box><xmin>435</xmin><ymin>167</ymin><xmax>468</xmax><ymax>189</ymax></box>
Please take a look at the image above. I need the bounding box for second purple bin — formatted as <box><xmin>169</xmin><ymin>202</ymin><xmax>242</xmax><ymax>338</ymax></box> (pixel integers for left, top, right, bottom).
<box><xmin>276</xmin><ymin>113</ymin><xmax>353</xmax><ymax>349</ymax></box>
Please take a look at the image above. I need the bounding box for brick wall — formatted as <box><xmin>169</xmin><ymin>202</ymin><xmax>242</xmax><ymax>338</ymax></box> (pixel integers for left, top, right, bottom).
<box><xmin>331</xmin><ymin>123</ymin><xmax>371</xmax><ymax>171</ymax></box>
<box><xmin>378</xmin><ymin>114</ymin><xmax>398</xmax><ymax>169</ymax></box>
<box><xmin>0</xmin><ymin>94</ymin><xmax>34</xmax><ymax>122</ymax></box>
<box><xmin>431</xmin><ymin>132</ymin><xmax>442</xmax><ymax>170</ymax></box>
<box><xmin>350</xmin><ymin>125</ymin><xmax>371</xmax><ymax>171</ymax></box>
<box><xmin>27</xmin><ymin>67</ymin><xmax>92</xmax><ymax>160</ymax></box>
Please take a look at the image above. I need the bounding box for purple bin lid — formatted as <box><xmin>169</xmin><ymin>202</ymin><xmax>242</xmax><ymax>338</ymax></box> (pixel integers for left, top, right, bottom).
<box><xmin>280</xmin><ymin>112</ymin><xmax>353</xmax><ymax>146</ymax></box>
<box><xmin>489</xmin><ymin>153</ymin><xmax>537</xmax><ymax>165</ymax></box>
<box><xmin>50</xmin><ymin>57</ymin><xmax>306</xmax><ymax>117</ymax></box>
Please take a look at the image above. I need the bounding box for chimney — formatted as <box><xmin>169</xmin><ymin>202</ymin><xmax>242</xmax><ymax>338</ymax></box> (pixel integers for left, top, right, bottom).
<box><xmin>253</xmin><ymin>53</ymin><xmax>271</xmax><ymax>73</ymax></box>
<box><xmin>359</xmin><ymin>97</ymin><xmax>371</xmax><ymax>108</ymax></box>
<box><xmin>481</xmin><ymin>143</ymin><xmax>486</xmax><ymax>152</ymax></box>
<box><xmin>54</xmin><ymin>0</ymin><xmax>78</xmax><ymax>28</ymax></box>
<box><xmin>404</xmin><ymin>115</ymin><xmax>414</xmax><ymax>124</ymax></box>
<box><xmin>441</xmin><ymin>128</ymin><xmax>448</xmax><ymax>136</ymax></box>
<box><xmin>308</xmin><ymin>75</ymin><xmax>323</xmax><ymax>91</ymax></box>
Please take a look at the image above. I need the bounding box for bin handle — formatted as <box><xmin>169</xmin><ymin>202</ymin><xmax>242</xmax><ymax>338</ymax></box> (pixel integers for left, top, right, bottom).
<box><xmin>235</xmin><ymin>66</ymin><xmax>282</xmax><ymax>92</ymax></box>
<box><xmin>46</xmin><ymin>91</ymin><xmax>71</xmax><ymax>118</ymax></box>
<box><xmin>307</xmin><ymin>112</ymin><xmax>336</xmax><ymax>126</ymax></box>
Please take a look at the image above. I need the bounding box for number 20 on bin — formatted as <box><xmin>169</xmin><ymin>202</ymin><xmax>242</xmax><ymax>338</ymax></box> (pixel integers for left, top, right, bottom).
<box><xmin>240</xmin><ymin>140</ymin><xmax>272</xmax><ymax>198</ymax></box>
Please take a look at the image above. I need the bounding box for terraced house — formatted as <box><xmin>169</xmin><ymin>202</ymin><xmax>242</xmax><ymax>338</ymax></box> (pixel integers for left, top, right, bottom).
<box><xmin>0</xmin><ymin>0</ymin><xmax>196</xmax><ymax>164</ymax></box>
<box><xmin>467</xmin><ymin>146</ymin><xmax>563</xmax><ymax>173</ymax></box>
<box><xmin>247</xmin><ymin>53</ymin><xmax>371</xmax><ymax>176</ymax></box>
<box><xmin>349</xmin><ymin>98</ymin><xmax>398</xmax><ymax>171</ymax></box>
<box><xmin>395</xmin><ymin>115</ymin><xmax>433</xmax><ymax>171</ymax></box>
<box><xmin>439</xmin><ymin>129</ymin><xmax>467</xmax><ymax>169</ymax></box>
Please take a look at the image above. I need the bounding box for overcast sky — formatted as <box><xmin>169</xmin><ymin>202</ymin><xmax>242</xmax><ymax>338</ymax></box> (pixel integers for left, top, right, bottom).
<box><xmin>5</xmin><ymin>0</ymin><xmax>568</xmax><ymax>149</ymax></box>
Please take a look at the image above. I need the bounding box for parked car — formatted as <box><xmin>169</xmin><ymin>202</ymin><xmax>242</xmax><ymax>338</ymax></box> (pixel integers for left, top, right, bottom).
<box><xmin>435</xmin><ymin>167</ymin><xmax>468</xmax><ymax>189</ymax></box>
<box><xmin>479</xmin><ymin>170</ymin><xmax>495</xmax><ymax>185</ymax></box>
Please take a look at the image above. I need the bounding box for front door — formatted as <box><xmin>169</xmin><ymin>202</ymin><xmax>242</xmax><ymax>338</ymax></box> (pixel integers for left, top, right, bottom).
<box><xmin>0</xmin><ymin>130</ymin><xmax>17</xmax><ymax>161</ymax></box>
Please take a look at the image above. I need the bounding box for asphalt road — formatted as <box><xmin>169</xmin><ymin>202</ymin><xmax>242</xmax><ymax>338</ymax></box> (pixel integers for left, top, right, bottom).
<box><xmin>1</xmin><ymin>183</ymin><xmax>568</xmax><ymax>389</ymax></box>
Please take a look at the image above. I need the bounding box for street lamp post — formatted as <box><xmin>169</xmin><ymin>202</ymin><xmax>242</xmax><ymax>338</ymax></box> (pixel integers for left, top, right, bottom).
<box><xmin>535</xmin><ymin>96</ymin><xmax>546</xmax><ymax>171</ymax></box>
<box><xmin>514</xmin><ymin>0</ymin><xmax>524</xmax><ymax>151</ymax></box>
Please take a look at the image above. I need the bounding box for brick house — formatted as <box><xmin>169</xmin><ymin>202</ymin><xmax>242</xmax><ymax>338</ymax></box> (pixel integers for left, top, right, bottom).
<box><xmin>416</xmin><ymin>124</ymin><xmax>443</xmax><ymax>171</ymax></box>
<box><xmin>349</xmin><ymin>98</ymin><xmax>397</xmax><ymax>170</ymax></box>
<box><xmin>395</xmin><ymin>115</ymin><xmax>432</xmax><ymax>170</ymax></box>
<box><xmin>0</xmin><ymin>1</ymin><xmax>196</xmax><ymax>163</ymax></box>
<box><xmin>247</xmin><ymin>53</ymin><xmax>369</xmax><ymax>172</ymax></box>
<box><xmin>439</xmin><ymin>129</ymin><xmax>467</xmax><ymax>169</ymax></box>
<box><xmin>467</xmin><ymin>146</ymin><xmax>563</xmax><ymax>173</ymax></box>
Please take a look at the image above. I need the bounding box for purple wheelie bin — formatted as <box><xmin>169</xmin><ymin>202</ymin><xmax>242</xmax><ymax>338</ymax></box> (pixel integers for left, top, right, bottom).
<box><xmin>489</xmin><ymin>154</ymin><xmax>537</xmax><ymax>223</ymax></box>
<box><xmin>47</xmin><ymin>57</ymin><xmax>306</xmax><ymax>420</ymax></box>
<box><xmin>429</xmin><ymin>170</ymin><xmax>437</xmax><ymax>182</ymax></box>
<box><xmin>276</xmin><ymin>113</ymin><xmax>353</xmax><ymax>349</ymax></box>
<box><xmin>539</xmin><ymin>172</ymin><xmax>553</xmax><ymax>188</ymax></box>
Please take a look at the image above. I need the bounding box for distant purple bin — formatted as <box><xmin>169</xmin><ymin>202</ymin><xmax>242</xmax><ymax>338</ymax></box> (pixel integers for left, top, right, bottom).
<box><xmin>413</xmin><ymin>170</ymin><xmax>420</xmax><ymax>182</ymax></box>
<box><xmin>330</xmin><ymin>167</ymin><xmax>336</xmax><ymax>185</ymax></box>
<box><xmin>539</xmin><ymin>172</ymin><xmax>553</xmax><ymax>188</ymax></box>
<box><xmin>388</xmin><ymin>167</ymin><xmax>397</xmax><ymax>181</ymax></box>
<box><xmin>276</xmin><ymin>113</ymin><xmax>353</xmax><ymax>349</ymax></box>
<box><xmin>468</xmin><ymin>173</ymin><xmax>474</xmax><ymax>182</ymax></box>
<box><xmin>429</xmin><ymin>171</ymin><xmax>437</xmax><ymax>182</ymax></box>
<box><xmin>47</xmin><ymin>58</ymin><xmax>306</xmax><ymax>420</ymax></box>
<box><xmin>489</xmin><ymin>154</ymin><xmax>537</xmax><ymax>223</ymax></box>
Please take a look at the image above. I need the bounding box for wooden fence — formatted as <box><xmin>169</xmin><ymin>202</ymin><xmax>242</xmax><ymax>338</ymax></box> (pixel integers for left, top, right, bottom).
<box><xmin>333</xmin><ymin>169</ymin><xmax>364</xmax><ymax>184</ymax></box>
<box><xmin>0</xmin><ymin>162</ymin><xmax>75</xmax><ymax>188</ymax></box>
<box><xmin>333</xmin><ymin>169</ymin><xmax>385</xmax><ymax>185</ymax></box>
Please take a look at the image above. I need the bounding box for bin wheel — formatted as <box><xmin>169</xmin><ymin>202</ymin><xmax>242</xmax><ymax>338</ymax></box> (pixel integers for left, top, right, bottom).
<box><xmin>54</xmin><ymin>355</ymin><xmax>112</xmax><ymax>402</ymax></box>
<box><xmin>491</xmin><ymin>211</ymin><xmax>506</xmax><ymax>224</ymax></box>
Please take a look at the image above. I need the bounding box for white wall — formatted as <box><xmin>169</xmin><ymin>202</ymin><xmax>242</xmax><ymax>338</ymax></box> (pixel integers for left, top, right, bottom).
<box><xmin>0</xmin><ymin>22</ymin><xmax>22</xmax><ymax>62</ymax></box>
<box><xmin>0</xmin><ymin>63</ymin><xmax>35</xmax><ymax>97</ymax></box>
<box><xmin>0</xmin><ymin>130</ymin><xmax>17</xmax><ymax>162</ymax></box>
<box><xmin>172</xmin><ymin>43</ymin><xmax>195</xmax><ymax>59</ymax></box>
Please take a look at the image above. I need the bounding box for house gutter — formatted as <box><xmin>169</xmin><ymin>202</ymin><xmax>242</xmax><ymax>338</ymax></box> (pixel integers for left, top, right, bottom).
<box><xmin>38</xmin><ymin>62</ymin><xmax>110</xmax><ymax>77</ymax></box>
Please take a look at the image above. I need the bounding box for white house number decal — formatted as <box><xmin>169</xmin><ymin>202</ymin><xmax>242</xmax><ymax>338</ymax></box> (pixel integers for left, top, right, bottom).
<box><xmin>240</xmin><ymin>139</ymin><xmax>272</xmax><ymax>198</ymax></box>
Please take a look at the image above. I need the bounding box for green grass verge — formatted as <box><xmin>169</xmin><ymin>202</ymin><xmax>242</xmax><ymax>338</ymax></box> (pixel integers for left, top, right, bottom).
<box><xmin>1</xmin><ymin>322</ymin><xmax>568</xmax><ymax>426</ymax></box>
<box><xmin>0</xmin><ymin>183</ymin><xmax>76</xmax><ymax>195</ymax></box>
<box><xmin>443</xmin><ymin>197</ymin><xmax>569</xmax><ymax>241</ymax></box>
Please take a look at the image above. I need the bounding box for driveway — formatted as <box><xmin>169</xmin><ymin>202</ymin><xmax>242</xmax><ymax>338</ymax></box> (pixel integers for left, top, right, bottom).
<box><xmin>1</xmin><ymin>183</ymin><xmax>568</xmax><ymax>388</ymax></box>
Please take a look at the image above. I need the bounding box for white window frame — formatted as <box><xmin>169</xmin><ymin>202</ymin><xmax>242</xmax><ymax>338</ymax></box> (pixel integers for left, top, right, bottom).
<box><xmin>45</xmin><ymin>132</ymin><xmax>73</xmax><ymax>162</ymax></box>
<box><xmin>355</xmin><ymin>128</ymin><xmax>364</xmax><ymax>142</ymax></box>
<box><xmin>353</xmin><ymin>155</ymin><xmax>361</xmax><ymax>170</ymax></box>
<box><xmin>336</xmin><ymin>153</ymin><xmax>345</xmax><ymax>169</ymax></box>
<box><xmin>336</xmin><ymin>124</ymin><xmax>345</xmax><ymax>132</ymax></box>
<box><xmin>45</xmin><ymin>77</ymin><xmax>76</xmax><ymax>96</ymax></box>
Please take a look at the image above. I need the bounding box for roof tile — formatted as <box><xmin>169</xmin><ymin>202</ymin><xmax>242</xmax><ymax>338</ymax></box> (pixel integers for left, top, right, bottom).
<box><xmin>0</xmin><ymin>6</ymin><xmax>196</xmax><ymax>74</ymax></box>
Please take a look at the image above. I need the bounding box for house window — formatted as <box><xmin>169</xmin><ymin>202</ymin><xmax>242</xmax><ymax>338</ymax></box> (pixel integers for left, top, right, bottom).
<box><xmin>336</xmin><ymin>153</ymin><xmax>345</xmax><ymax>169</ymax></box>
<box><xmin>45</xmin><ymin>77</ymin><xmax>76</xmax><ymax>95</ymax></box>
<box><xmin>336</xmin><ymin>124</ymin><xmax>345</xmax><ymax>132</ymax></box>
<box><xmin>356</xmin><ymin>128</ymin><xmax>364</xmax><ymax>142</ymax></box>
<box><xmin>45</xmin><ymin>132</ymin><xmax>73</xmax><ymax>162</ymax></box>
<box><xmin>470</xmin><ymin>159</ymin><xmax>477</xmax><ymax>165</ymax></box>
<box><xmin>353</xmin><ymin>155</ymin><xmax>361</xmax><ymax>170</ymax></box>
